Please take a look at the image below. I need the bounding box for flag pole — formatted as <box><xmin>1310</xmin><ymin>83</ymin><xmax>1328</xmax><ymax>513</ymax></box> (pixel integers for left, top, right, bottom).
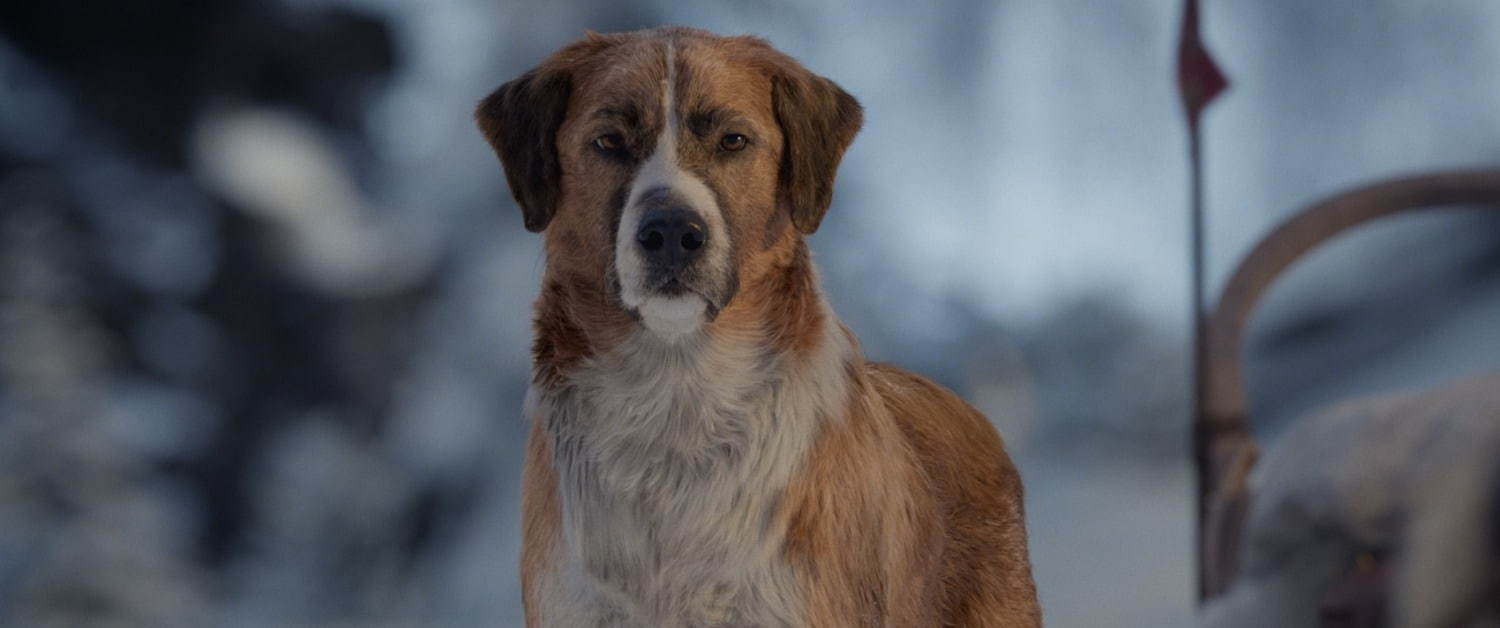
<box><xmin>1188</xmin><ymin>85</ymin><xmax>1211</xmax><ymax>602</ymax></box>
<box><xmin>1176</xmin><ymin>0</ymin><xmax>1228</xmax><ymax>601</ymax></box>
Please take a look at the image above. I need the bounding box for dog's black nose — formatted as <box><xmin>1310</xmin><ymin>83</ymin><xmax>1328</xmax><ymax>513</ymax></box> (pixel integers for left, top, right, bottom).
<box><xmin>636</xmin><ymin>207</ymin><xmax>707</xmax><ymax>269</ymax></box>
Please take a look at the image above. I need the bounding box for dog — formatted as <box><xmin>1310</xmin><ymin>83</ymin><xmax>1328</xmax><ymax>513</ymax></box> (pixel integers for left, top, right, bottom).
<box><xmin>476</xmin><ymin>26</ymin><xmax>1040</xmax><ymax>627</ymax></box>
<box><xmin>1202</xmin><ymin>374</ymin><xmax>1500</xmax><ymax>628</ymax></box>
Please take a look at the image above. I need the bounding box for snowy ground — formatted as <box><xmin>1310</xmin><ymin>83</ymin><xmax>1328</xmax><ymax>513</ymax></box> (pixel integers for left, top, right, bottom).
<box><xmin>1019</xmin><ymin>435</ymin><xmax>1196</xmax><ymax>627</ymax></box>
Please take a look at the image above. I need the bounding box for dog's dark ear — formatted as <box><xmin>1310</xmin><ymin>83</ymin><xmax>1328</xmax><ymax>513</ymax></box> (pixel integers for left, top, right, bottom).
<box><xmin>475</xmin><ymin>69</ymin><xmax>573</xmax><ymax>232</ymax></box>
<box><xmin>772</xmin><ymin>65</ymin><xmax>863</xmax><ymax>234</ymax></box>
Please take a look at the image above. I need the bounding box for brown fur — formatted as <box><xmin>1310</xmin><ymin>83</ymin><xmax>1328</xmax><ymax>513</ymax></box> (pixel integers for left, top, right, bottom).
<box><xmin>777</xmin><ymin>359</ymin><xmax>1041</xmax><ymax>626</ymax></box>
<box><xmin>480</xmin><ymin>26</ymin><xmax>1040</xmax><ymax>627</ymax></box>
<box><xmin>780</xmin><ymin>361</ymin><xmax>946</xmax><ymax>626</ymax></box>
<box><xmin>519</xmin><ymin>412</ymin><xmax>562</xmax><ymax>628</ymax></box>
<box><xmin>866</xmin><ymin>363</ymin><xmax>1041</xmax><ymax>624</ymax></box>
<box><xmin>479</xmin><ymin>28</ymin><xmax>865</xmax><ymax>382</ymax></box>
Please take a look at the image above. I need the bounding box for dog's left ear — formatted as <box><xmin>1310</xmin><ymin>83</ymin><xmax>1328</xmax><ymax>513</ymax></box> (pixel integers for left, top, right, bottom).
<box><xmin>771</xmin><ymin>62</ymin><xmax>863</xmax><ymax>234</ymax></box>
<box><xmin>475</xmin><ymin>68</ymin><xmax>573</xmax><ymax>232</ymax></box>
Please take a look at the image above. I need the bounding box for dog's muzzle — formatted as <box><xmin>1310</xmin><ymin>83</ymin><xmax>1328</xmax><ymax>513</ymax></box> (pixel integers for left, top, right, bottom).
<box><xmin>616</xmin><ymin>181</ymin><xmax>736</xmax><ymax>337</ymax></box>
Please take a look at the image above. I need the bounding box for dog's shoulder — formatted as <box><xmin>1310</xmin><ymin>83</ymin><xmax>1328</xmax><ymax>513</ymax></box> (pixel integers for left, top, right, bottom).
<box><xmin>861</xmin><ymin>362</ymin><xmax>1020</xmax><ymax>489</ymax></box>
<box><xmin>518</xmin><ymin>411</ymin><xmax>564</xmax><ymax>627</ymax></box>
<box><xmin>858</xmin><ymin>361</ymin><xmax>1025</xmax><ymax>548</ymax></box>
<box><xmin>860</xmin><ymin>362</ymin><xmax>1040</xmax><ymax>625</ymax></box>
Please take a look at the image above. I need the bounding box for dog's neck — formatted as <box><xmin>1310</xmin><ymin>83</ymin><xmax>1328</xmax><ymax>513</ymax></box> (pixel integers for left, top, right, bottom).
<box><xmin>531</xmin><ymin>260</ymin><xmax>856</xmax><ymax>468</ymax></box>
<box><xmin>529</xmin><ymin>240</ymin><xmax>832</xmax><ymax>391</ymax></box>
<box><xmin>541</xmin><ymin>309</ymin><xmax>853</xmax><ymax>459</ymax></box>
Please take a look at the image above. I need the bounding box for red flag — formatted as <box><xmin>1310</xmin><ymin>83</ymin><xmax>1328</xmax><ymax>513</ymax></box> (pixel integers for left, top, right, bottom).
<box><xmin>1177</xmin><ymin>0</ymin><xmax>1229</xmax><ymax>123</ymax></box>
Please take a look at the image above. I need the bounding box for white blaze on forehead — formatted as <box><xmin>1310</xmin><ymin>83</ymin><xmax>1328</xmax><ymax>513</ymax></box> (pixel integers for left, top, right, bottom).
<box><xmin>614</xmin><ymin>39</ymin><xmax>731</xmax><ymax>338</ymax></box>
<box><xmin>625</xmin><ymin>41</ymin><xmax>682</xmax><ymax>211</ymax></box>
<box><xmin>622</xmin><ymin>41</ymin><xmax>719</xmax><ymax>212</ymax></box>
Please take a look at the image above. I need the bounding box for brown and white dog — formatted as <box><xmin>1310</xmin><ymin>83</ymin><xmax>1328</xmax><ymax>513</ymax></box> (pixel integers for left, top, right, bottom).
<box><xmin>476</xmin><ymin>26</ymin><xmax>1040</xmax><ymax>627</ymax></box>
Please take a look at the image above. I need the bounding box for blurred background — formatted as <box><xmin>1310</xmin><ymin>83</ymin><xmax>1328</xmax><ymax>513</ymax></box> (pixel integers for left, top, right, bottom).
<box><xmin>2</xmin><ymin>1</ymin><xmax>1498</xmax><ymax>626</ymax></box>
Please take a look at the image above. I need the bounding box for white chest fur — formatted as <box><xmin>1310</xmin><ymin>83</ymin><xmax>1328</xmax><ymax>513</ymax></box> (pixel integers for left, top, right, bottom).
<box><xmin>530</xmin><ymin>324</ymin><xmax>852</xmax><ymax>627</ymax></box>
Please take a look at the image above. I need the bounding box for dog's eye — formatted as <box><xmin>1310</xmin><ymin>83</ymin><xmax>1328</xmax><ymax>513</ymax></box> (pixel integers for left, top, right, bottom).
<box><xmin>593</xmin><ymin>133</ymin><xmax>624</xmax><ymax>153</ymax></box>
<box><xmin>718</xmin><ymin>133</ymin><xmax>748</xmax><ymax>152</ymax></box>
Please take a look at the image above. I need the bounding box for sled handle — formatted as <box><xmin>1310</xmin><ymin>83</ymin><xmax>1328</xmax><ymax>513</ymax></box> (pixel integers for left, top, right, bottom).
<box><xmin>1198</xmin><ymin>169</ymin><xmax>1500</xmax><ymax>598</ymax></box>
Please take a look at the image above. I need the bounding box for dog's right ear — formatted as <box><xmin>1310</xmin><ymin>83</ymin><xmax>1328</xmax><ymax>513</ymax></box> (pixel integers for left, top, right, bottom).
<box><xmin>475</xmin><ymin>69</ymin><xmax>573</xmax><ymax>233</ymax></box>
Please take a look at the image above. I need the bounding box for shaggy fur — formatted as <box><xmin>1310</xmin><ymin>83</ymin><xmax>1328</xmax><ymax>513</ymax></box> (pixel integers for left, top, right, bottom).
<box><xmin>478</xmin><ymin>26</ymin><xmax>1040</xmax><ymax>626</ymax></box>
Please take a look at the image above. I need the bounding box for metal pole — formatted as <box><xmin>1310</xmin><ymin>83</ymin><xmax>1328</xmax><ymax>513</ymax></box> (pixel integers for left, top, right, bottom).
<box><xmin>1176</xmin><ymin>0</ymin><xmax>1226</xmax><ymax>600</ymax></box>
<box><xmin>1188</xmin><ymin>114</ymin><xmax>1210</xmax><ymax>601</ymax></box>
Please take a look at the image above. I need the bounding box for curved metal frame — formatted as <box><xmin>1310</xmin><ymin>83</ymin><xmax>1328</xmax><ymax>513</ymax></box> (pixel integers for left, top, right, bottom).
<box><xmin>1197</xmin><ymin>169</ymin><xmax>1500</xmax><ymax>598</ymax></box>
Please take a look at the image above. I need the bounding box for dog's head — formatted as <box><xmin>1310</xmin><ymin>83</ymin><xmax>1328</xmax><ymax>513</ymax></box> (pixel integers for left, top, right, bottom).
<box><xmin>476</xmin><ymin>27</ymin><xmax>861</xmax><ymax>339</ymax></box>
